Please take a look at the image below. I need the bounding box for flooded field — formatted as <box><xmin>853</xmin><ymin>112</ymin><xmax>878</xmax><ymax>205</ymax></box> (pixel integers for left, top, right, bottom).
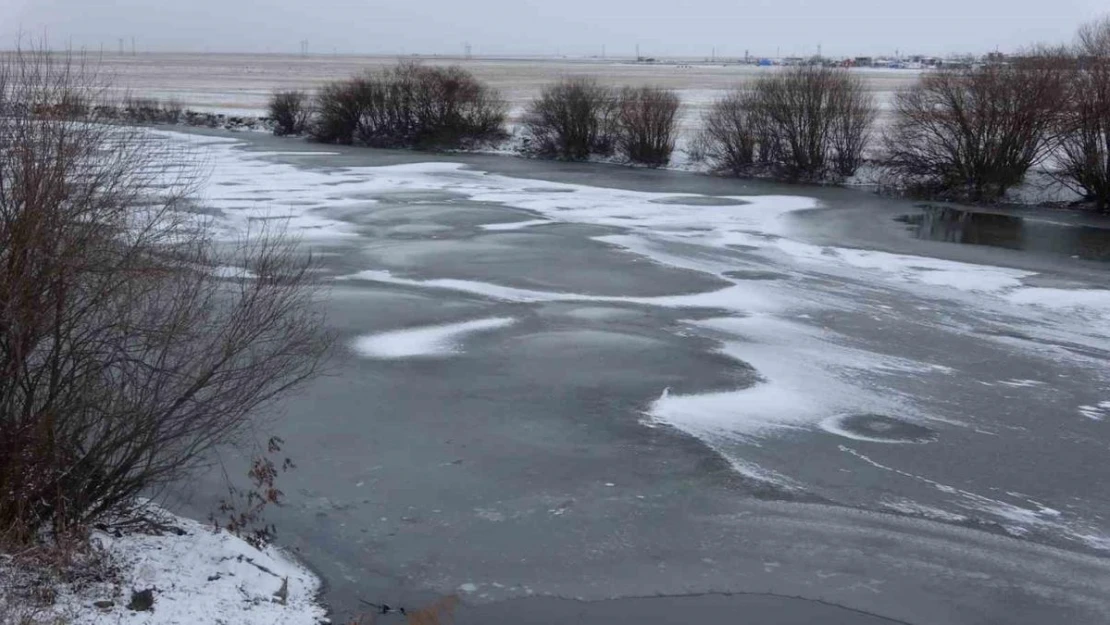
<box><xmin>97</xmin><ymin>53</ymin><xmax>919</xmax><ymax>130</ymax></box>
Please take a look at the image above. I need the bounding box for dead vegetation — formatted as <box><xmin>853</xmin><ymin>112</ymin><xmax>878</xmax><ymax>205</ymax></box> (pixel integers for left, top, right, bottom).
<box><xmin>0</xmin><ymin>47</ymin><xmax>330</xmax><ymax>549</ymax></box>
<box><xmin>309</xmin><ymin>62</ymin><xmax>507</xmax><ymax>149</ymax></box>
<box><xmin>883</xmin><ymin>56</ymin><xmax>1067</xmax><ymax>202</ymax></box>
<box><xmin>268</xmin><ymin>89</ymin><xmax>312</xmax><ymax>136</ymax></box>
<box><xmin>615</xmin><ymin>85</ymin><xmax>681</xmax><ymax>166</ymax></box>
<box><xmin>696</xmin><ymin>66</ymin><xmax>876</xmax><ymax>181</ymax></box>
<box><xmin>1052</xmin><ymin>18</ymin><xmax>1110</xmax><ymax>210</ymax></box>
<box><xmin>522</xmin><ymin>77</ymin><xmax>618</xmax><ymax>160</ymax></box>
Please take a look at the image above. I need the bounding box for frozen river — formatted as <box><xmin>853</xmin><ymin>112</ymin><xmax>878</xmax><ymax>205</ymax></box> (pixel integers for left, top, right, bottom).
<box><xmin>164</xmin><ymin>128</ymin><xmax>1110</xmax><ymax>624</ymax></box>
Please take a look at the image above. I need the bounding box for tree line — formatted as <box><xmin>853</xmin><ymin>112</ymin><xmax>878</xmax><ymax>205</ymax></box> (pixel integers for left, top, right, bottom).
<box><xmin>271</xmin><ymin>16</ymin><xmax>1110</xmax><ymax>210</ymax></box>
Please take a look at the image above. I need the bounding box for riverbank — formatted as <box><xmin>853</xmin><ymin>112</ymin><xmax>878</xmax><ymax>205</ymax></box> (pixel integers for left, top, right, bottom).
<box><xmin>0</xmin><ymin>505</ymin><xmax>326</xmax><ymax>625</ymax></box>
<box><xmin>137</xmin><ymin>107</ymin><xmax>1102</xmax><ymax>215</ymax></box>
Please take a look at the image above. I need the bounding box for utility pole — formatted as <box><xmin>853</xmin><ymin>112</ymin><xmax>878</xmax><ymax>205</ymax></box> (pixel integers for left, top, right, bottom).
<box><xmin>601</xmin><ymin>44</ymin><xmax>605</xmax><ymax>59</ymax></box>
<box><xmin>131</xmin><ymin>37</ymin><xmax>136</xmax><ymax>56</ymax></box>
<box><xmin>635</xmin><ymin>43</ymin><xmax>640</xmax><ymax>60</ymax></box>
<box><xmin>464</xmin><ymin>42</ymin><xmax>472</xmax><ymax>60</ymax></box>
<box><xmin>118</xmin><ymin>38</ymin><xmax>124</xmax><ymax>55</ymax></box>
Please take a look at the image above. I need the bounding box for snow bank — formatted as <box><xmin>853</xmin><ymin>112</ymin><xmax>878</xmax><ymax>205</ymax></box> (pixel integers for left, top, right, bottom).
<box><xmin>4</xmin><ymin>508</ymin><xmax>325</xmax><ymax>625</ymax></box>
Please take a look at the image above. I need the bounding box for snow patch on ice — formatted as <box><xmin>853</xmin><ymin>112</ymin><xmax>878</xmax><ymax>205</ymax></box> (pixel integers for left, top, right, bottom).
<box><xmin>351</xmin><ymin>317</ymin><xmax>516</xmax><ymax>359</ymax></box>
<box><xmin>997</xmin><ymin>379</ymin><xmax>1044</xmax><ymax>388</ymax></box>
<box><xmin>341</xmin><ymin>269</ymin><xmax>783</xmax><ymax>314</ymax></box>
<box><xmin>647</xmin><ymin>315</ymin><xmax>943</xmax><ymax>441</ymax></box>
<box><xmin>1007</xmin><ymin>288</ymin><xmax>1110</xmax><ymax>318</ymax></box>
<box><xmin>1078</xmin><ymin>401</ymin><xmax>1110</xmax><ymax>421</ymax></box>
<box><xmin>480</xmin><ymin>219</ymin><xmax>551</xmax><ymax>231</ymax></box>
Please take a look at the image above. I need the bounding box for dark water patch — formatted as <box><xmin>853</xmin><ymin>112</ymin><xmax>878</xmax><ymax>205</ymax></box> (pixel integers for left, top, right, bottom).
<box><xmin>823</xmin><ymin>413</ymin><xmax>937</xmax><ymax>443</ymax></box>
<box><xmin>649</xmin><ymin>195</ymin><xmax>750</xmax><ymax>206</ymax></box>
<box><xmin>897</xmin><ymin>206</ymin><xmax>1110</xmax><ymax>262</ymax></box>
<box><xmin>368</xmin><ymin>190</ymin><xmax>468</xmax><ymax>203</ymax></box>
<box><xmin>724</xmin><ymin>269</ymin><xmax>787</xmax><ymax>281</ymax></box>
<box><xmin>522</xmin><ymin>186</ymin><xmax>576</xmax><ymax>193</ymax></box>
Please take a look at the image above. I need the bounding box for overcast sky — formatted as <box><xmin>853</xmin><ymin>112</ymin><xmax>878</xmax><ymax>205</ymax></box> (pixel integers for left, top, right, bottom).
<box><xmin>4</xmin><ymin>0</ymin><xmax>1107</xmax><ymax>58</ymax></box>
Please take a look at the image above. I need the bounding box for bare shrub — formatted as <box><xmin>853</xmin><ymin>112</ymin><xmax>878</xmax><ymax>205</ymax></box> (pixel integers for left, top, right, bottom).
<box><xmin>695</xmin><ymin>88</ymin><xmax>761</xmax><ymax>175</ymax></box>
<box><xmin>1054</xmin><ymin>18</ymin><xmax>1110</xmax><ymax>210</ymax></box>
<box><xmin>268</xmin><ymin>89</ymin><xmax>311</xmax><ymax>136</ymax></box>
<box><xmin>884</xmin><ymin>59</ymin><xmax>1066</xmax><ymax>202</ymax></box>
<box><xmin>310</xmin><ymin>63</ymin><xmax>506</xmax><ymax>149</ymax></box>
<box><xmin>523</xmin><ymin>77</ymin><xmax>618</xmax><ymax>160</ymax></box>
<box><xmin>828</xmin><ymin>76</ymin><xmax>877</xmax><ymax>177</ymax></box>
<box><xmin>0</xmin><ymin>48</ymin><xmax>330</xmax><ymax>544</ymax></box>
<box><xmin>698</xmin><ymin>67</ymin><xmax>875</xmax><ymax>180</ymax></box>
<box><xmin>615</xmin><ymin>86</ymin><xmax>680</xmax><ymax>166</ymax></box>
<box><xmin>754</xmin><ymin>66</ymin><xmax>875</xmax><ymax>180</ymax></box>
<box><xmin>405</xmin><ymin>64</ymin><xmax>507</xmax><ymax>147</ymax></box>
<box><xmin>311</xmin><ymin>80</ymin><xmax>362</xmax><ymax>144</ymax></box>
<box><xmin>122</xmin><ymin>95</ymin><xmax>180</xmax><ymax>124</ymax></box>
<box><xmin>210</xmin><ymin>436</ymin><xmax>295</xmax><ymax>549</ymax></box>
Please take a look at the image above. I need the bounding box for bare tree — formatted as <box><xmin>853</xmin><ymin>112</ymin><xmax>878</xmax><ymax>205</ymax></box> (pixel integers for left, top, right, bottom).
<box><xmin>1054</xmin><ymin>18</ymin><xmax>1110</xmax><ymax>210</ymax></box>
<box><xmin>268</xmin><ymin>89</ymin><xmax>312</xmax><ymax>136</ymax></box>
<box><xmin>694</xmin><ymin>88</ymin><xmax>761</xmax><ymax>175</ymax></box>
<box><xmin>309</xmin><ymin>63</ymin><xmax>506</xmax><ymax>149</ymax></box>
<box><xmin>697</xmin><ymin>67</ymin><xmax>875</xmax><ymax>181</ymax></box>
<box><xmin>884</xmin><ymin>58</ymin><xmax>1066</xmax><ymax>202</ymax></box>
<box><xmin>754</xmin><ymin>66</ymin><xmax>875</xmax><ymax>180</ymax></box>
<box><xmin>615</xmin><ymin>86</ymin><xmax>680</xmax><ymax>166</ymax></box>
<box><xmin>1078</xmin><ymin>16</ymin><xmax>1110</xmax><ymax>57</ymax></box>
<box><xmin>828</xmin><ymin>74</ymin><xmax>878</xmax><ymax>178</ymax></box>
<box><xmin>0</xmin><ymin>48</ymin><xmax>330</xmax><ymax>543</ymax></box>
<box><xmin>310</xmin><ymin>79</ymin><xmax>363</xmax><ymax>144</ymax></box>
<box><xmin>523</xmin><ymin>77</ymin><xmax>618</xmax><ymax>160</ymax></box>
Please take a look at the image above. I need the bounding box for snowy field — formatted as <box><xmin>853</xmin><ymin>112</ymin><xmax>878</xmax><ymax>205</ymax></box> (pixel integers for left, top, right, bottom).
<box><xmin>29</xmin><ymin>128</ymin><xmax>1109</xmax><ymax>623</ymax></box>
<box><xmin>97</xmin><ymin>53</ymin><xmax>916</xmax><ymax>129</ymax></box>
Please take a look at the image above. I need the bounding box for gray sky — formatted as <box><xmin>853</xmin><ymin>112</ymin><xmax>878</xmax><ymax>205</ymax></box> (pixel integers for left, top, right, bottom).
<box><xmin>4</xmin><ymin>0</ymin><xmax>1107</xmax><ymax>58</ymax></box>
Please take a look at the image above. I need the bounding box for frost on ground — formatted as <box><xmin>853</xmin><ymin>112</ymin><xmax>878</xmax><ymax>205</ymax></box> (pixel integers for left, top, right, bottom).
<box><xmin>0</xmin><ymin>507</ymin><xmax>324</xmax><ymax>625</ymax></box>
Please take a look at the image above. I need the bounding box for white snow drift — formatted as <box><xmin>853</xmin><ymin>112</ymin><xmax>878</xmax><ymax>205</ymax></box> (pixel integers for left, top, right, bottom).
<box><xmin>352</xmin><ymin>317</ymin><xmax>517</xmax><ymax>358</ymax></box>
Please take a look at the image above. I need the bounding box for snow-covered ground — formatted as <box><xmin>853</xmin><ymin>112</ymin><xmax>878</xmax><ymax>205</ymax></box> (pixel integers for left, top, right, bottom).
<box><xmin>1</xmin><ymin>508</ymin><xmax>325</xmax><ymax>625</ymax></box>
